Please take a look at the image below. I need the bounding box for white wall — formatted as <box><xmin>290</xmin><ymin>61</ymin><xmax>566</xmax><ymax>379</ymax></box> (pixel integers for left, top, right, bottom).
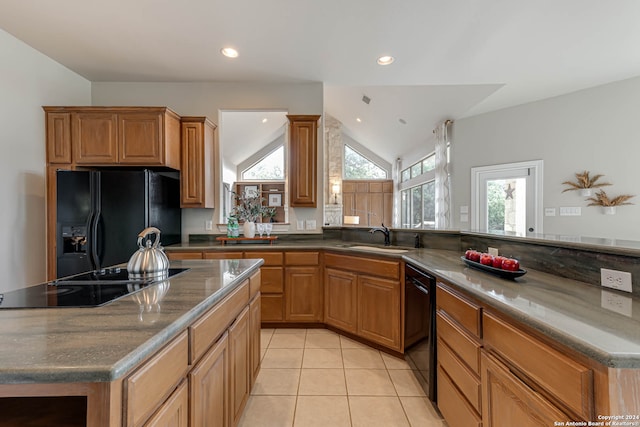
<box><xmin>92</xmin><ymin>82</ymin><xmax>324</xmax><ymax>240</ymax></box>
<box><xmin>0</xmin><ymin>29</ymin><xmax>90</xmax><ymax>291</ymax></box>
<box><xmin>452</xmin><ymin>75</ymin><xmax>640</xmax><ymax>241</ymax></box>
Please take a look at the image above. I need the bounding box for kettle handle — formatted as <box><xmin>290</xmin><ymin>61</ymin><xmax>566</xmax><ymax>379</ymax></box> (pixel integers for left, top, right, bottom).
<box><xmin>137</xmin><ymin>227</ymin><xmax>162</xmax><ymax>249</ymax></box>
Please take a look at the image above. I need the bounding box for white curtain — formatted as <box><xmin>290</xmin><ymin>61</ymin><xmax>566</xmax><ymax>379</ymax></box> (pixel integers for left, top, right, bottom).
<box><xmin>434</xmin><ymin>121</ymin><xmax>451</xmax><ymax>228</ymax></box>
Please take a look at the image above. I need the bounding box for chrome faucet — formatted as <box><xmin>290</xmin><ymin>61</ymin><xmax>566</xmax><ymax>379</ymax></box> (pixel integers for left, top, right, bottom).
<box><xmin>369</xmin><ymin>223</ymin><xmax>391</xmax><ymax>246</ymax></box>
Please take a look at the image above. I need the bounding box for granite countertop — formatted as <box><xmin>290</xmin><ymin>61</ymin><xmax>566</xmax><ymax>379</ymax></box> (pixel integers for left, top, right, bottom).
<box><xmin>405</xmin><ymin>249</ymin><xmax>640</xmax><ymax>369</ymax></box>
<box><xmin>0</xmin><ymin>258</ymin><xmax>263</xmax><ymax>384</ymax></box>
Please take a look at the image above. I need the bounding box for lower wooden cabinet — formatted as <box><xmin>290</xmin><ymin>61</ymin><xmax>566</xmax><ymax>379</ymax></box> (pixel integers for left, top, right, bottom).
<box><xmin>481</xmin><ymin>351</ymin><xmax>567</xmax><ymax>427</ymax></box>
<box><xmin>285</xmin><ymin>266</ymin><xmax>323</xmax><ymax>322</ymax></box>
<box><xmin>324</xmin><ymin>268</ymin><xmax>357</xmax><ymax>334</ymax></box>
<box><xmin>249</xmin><ymin>294</ymin><xmax>261</xmax><ymax>386</ymax></box>
<box><xmin>189</xmin><ymin>332</ymin><xmax>229</xmax><ymax>427</ymax></box>
<box><xmin>437</xmin><ymin>365</ymin><xmax>482</xmax><ymax>427</ymax></box>
<box><xmin>167</xmin><ymin>251</ymin><xmax>203</xmax><ymax>260</ymax></box>
<box><xmin>357</xmin><ymin>275</ymin><xmax>401</xmax><ymax>350</ymax></box>
<box><xmin>144</xmin><ymin>380</ymin><xmax>189</xmax><ymax>427</ymax></box>
<box><xmin>229</xmin><ymin>306</ymin><xmax>250</xmax><ymax>426</ymax></box>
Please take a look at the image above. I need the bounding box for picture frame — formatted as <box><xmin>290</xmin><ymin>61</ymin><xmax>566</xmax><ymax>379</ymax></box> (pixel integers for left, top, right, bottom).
<box><xmin>268</xmin><ymin>194</ymin><xmax>282</xmax><ymax>207</ymax></box>
<box><xmin>244</xmin><ymin>185</ymin><xmax>259</xmax><ymax>198</ymax></box>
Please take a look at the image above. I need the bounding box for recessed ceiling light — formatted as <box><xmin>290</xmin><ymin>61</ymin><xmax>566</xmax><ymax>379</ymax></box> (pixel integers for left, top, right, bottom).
<box><xmin>377</xmin><ymin>55</ymin><xmax>394</xmax><ymax>65</ymax></box>
<box><xmin>262</xmin><ymin>118</ymin><xmax>268</xmax><ymax>123</ymax></box>
<box><xmin>356</xmin><ymin>118</ymin><xmax>362</xmax><ymax>123</ymax></box>
<box><xmin>221</xmin><ymin>47</ymin><xmax>239</xmax><ymax>58</ymax></box>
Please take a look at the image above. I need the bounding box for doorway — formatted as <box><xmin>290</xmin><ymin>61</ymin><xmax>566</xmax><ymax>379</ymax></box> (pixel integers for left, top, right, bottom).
<box><xmin>471</xmin><ymin>160</ymin><xmax>543</xmax><ymax>235</ymax></box>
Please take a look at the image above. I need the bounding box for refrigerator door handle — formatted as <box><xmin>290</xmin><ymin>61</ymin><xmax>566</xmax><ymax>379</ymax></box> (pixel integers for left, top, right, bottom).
<box><xmin>89</xmin><ymin>211</ymin><xmax>101</xmax><ymax>270</ymax></box>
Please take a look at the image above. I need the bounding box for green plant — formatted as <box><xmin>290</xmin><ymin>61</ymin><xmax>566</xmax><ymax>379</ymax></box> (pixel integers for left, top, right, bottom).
<box><xmin>232</xmin><ymin>191</ymin><xmax>270</xmax><ymax>222</ymax></box>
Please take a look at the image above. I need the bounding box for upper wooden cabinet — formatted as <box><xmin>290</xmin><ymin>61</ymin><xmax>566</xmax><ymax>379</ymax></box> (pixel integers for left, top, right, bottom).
<box><xmin>180</xmin><ymin>117</ymin><xmax>217</xmax><ymax>208</ymax></box>
<box><xmin>287</xmin><ymin>115</ymin><xmax>320</xmax><ymax>207</ymax></box>
<box><xmin>43</xmin><ymin>107</ymin><xmax>181</xmax><ymax>169</ymax></box>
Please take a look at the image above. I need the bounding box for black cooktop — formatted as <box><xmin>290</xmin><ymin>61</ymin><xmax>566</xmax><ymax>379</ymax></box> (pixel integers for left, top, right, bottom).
<box><xmin>0</xmin><ymin>268</ymin><xmax>188</xmax><ymax>309</ymax></box>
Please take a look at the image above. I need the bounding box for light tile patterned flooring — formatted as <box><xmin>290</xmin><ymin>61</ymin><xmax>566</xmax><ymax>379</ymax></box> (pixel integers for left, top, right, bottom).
<box><xmin>238</xmin><ymin>328</ymin><xmax>447</xmax><ymax>427</ymax></box>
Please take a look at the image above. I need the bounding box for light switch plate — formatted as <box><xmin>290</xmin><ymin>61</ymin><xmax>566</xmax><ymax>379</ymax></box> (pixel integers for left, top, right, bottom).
<box><xmin>305</xmin><ymin>219</ymin><xmax>316</xmax><ymax>230</ymax></box>
<box><xmin>544</xmin><ymin>208</ymin><xmax>556</xmax><ymax>216</ymax></box>
<box><xmin>559</xmin><ymin>207</ymin><xmax>581</xmax><ymax>216</ymax></box>
<box><xmin>205</xmin><ymin>220</ymin><xmax>213</xmax><ymax>231</ymax></box>
<box><xmin>296</xmin><ymin>220</ymin><xmax>304</xmax><ymax>230</ymax></box>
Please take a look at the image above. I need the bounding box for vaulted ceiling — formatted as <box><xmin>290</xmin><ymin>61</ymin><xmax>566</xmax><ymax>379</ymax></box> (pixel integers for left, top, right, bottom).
<box><xmin>3</xmin><ymin>0</ymin><xmax>640</xmax><ymax>161</ymax></box>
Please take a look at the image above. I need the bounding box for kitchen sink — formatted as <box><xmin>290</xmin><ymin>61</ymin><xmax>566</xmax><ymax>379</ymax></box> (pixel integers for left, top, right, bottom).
<box><xmin>348</xmin><ymin>245</ymin><xmax>409</xmax><ymax>254</ymax></box>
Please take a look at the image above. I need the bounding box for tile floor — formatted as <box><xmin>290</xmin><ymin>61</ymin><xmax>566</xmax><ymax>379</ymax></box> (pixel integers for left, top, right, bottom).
<box><xmin>238</xmin><ymin>328</ymin><xmax>447</xmax><ymax>427</ymax></box>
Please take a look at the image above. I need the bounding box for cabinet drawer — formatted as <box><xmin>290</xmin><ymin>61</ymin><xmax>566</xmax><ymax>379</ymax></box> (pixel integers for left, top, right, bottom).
<box><xmin>483</xmin><ymin>312</ymin><xmax>593</xmax><ymax>419</ymax></box>
<box><xmin>249</xmin><ymin>270</ymin><xmax>261</xmax><ymax>299</ymax></box>
<box><xmin>436</xmin><ymin>284</ymin><xmax>481</xmax><ymax>338</ymax></box>
<box><xmin>246</xmin><ymin>251</ymin><xmax>283</xmax><ymax>266</ymax></box>
<box><xmin>285</xmin><ymin>251</ymin><xmax>319</xmax><ymax>265</ymax></box>
<box><xmin>324</xmin><ymin>253</ymin><xmax>400</xmax><ymax>280</ymax></box>
<box><xmin>143</xmin><ymin>380</ymin><xmax>188</xmax><ymax>427</ymax></box>
<box><xmin>437</xmin><ymin>366</ymin><xmax>481</xmax><ymax>427</ymax></box>
<box><xmin>126</xmin><ymin>331</ymin><xmax>189</xmax><ymax>427</ymax></box>
<box><xmin>203</xmin><ymin>251</ymin><xmax>243</xmax><ymax>259</ymax></box>
<box><xmin>260</xmin><ymin>267</ymin><xmax>284</xmax><ymax>293</ymax></box>
<box><xmin>166</xmin><ymin>251</ymin><xmax>203</xmax><ymax>260</ymax></box>
<box><xmin>437</xmin><ymin>312</ymin><xmax>481</xmax><ymax>374</ymax></box>
<box><xmin>189</xmin><ymin>280</ymin><xmax>249</xmax><ymax>363</ymax></box>
<box><xmin>438</xmin><ymin>340</ymin><xmax>481</xmax><ymax>413</ymax></box>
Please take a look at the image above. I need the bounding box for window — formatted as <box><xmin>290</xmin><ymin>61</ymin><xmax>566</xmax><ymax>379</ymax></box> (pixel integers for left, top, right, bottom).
<box><xmin>241</xmin><ymin>146</ymin><xmax>285</xmax><ymax>180</ymax></box>
<box><xmin>344</xmin><ymin>145</ymin><xmax>387</xmax><ymax>179</ymax></box>
<box><xmin>400</xmin><ymin>152</ymin><xmax>439</xmax><ymax>228</ymax></box>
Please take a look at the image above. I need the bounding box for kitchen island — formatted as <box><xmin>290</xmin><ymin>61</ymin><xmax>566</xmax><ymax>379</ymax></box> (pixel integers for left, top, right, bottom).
<box><xmin>0</xmin><ymin>258</ymin><xmax>263</xmax><ymax>426</ymax></box>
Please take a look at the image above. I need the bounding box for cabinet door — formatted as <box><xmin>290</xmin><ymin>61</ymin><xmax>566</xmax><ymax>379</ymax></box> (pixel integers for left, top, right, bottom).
<box><xmin>481</xmin><ymin>351</ymin><xmax>568</xmax><ymax>427</ymax></box>
<box><xmin>189</xmin><ymin>332</ymin><xmax>229</xmax><ymax>427</ymax></box>
<box><xmin>118</xmin><ymin>112</ymin><xmax>163</xmax><ymax>164</ymax></box>
<box><xmin>166</xmin><ymin>251</ymin><xmax>203</xmax><ymax>260</ymax></box>
<box><xmin>72</xmin><ymin>112</ymin><xmax>118</xmax><ymax>164</ymax></box>
<box><xmin>357</xmin><ymin>275</ymin><xmax>401</xmax><ymax>351</ymax></box>
<box><xmin>288</xmin><ymin>115</ymin><xmax>320</xmax><ymax>207</ymax></box>
<box><xmin>144</xmin><ymin>380</ymin><xmax>189</xmax><ymax>427</ymax></box>
<box><xmin>181</xmin><ymin>118</ymin><xmax>216</xmax><ymax>208</ymax></box>
<box><xmin>249</xmin><ymin>295</ymin><xmax>262</xmax><ymax>387</ymax></box>
<box><xmin>261</xmin><ymin>294</ymin><xmax>284</xmax><ymax>322</ymax></box>
<box><xmin>324</xmin><ymin>268</ymin><xmax>357</xmax><ymax>333</ymax></box>
<box><xmin>229</xmin><ymin>306</ymin><xmax>250</xmax><ymax>427</ymax></box>
<box><xmin>46</xmin><ymin>112</ymin><xmax>72</xmax><ymax>164</ymax></box>
<box><xmin>285</xmin><ymin>266</ymin><xmax>323</xmax><ymax>322</ymax></box>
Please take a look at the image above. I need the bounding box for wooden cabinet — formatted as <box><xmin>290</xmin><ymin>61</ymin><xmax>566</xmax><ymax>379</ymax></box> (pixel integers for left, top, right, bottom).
<box><xmin>189</xmin><ymin>333</ymin><xmax>229</xmax><ymax>427</ymax></box>
<box><xmin>46</xmin><ymin>112</ymin><xmax>72</xmax><ymax>163</ymax></box>
<box><xmin>324</xmin><ymin>252</ymin><xmax>402</xmax><ymax>352</ymax></box>
<box><xmin>245</xmin><ymin>251</ymin><xmax>285</xmax><ymax>322</ymax></box>
<box><xmin>249</xmin><ymin>294</ymin><xmax>262</xmax><ymax>387</ymax></box>
<box><xmin>145</xmin><ymin>380</ymin><xmax>189</xmax><ymax>427</ymax></box>
<box><xmin>284</xmin><ymin>252</ymin><xmax>322</xmax><ymax>322</ymax></box>
<box><xmin>481</xmin><ymin>351</ymin><xmax>567</xmax><ymax>427</ymax></box>
<box><xmin>342</xmin><ymin>180</ymin><xmax>393</xmax><ymax>226</ymax></box>
<box><xmin>358</xmin><ymin>274</ymin><xmax>401</xmax><ymax>350</ymax></box>
<box><xmin>125</xmin><ymin>331</ymin><xmax>189</xmax><ymax>427</ymax></box>
<box><xmin>287</xmin><ymin>115</ymin><xmax>320</xmax><ymax>207</ymax></box>
<box><xmin>44</xmin><ymin>107</ymin><xmax>181</xmax><ymax>169</ymax></box>
<box><xmin>167</xmin><ymin>251</ymin><xmax>204</xmax><ymax>260</ymax></box>
<box><xmin>435</xmin><ymin>282</ymin><xmax>482</xmax><ymax>427</ymax></box>
<box><xmin>324</xmin><ymin>268</ymin><xmax>357</xmax><ymax>333</ymax></box>
<box><xmin>229</xmin><ymin>306</ymin><xmax>250</xmax><ymax>427</ymax></box>
<box><xmin>181</xmin><ymin>117</ymin><xmax>217</xmax><ymax>208</ymax></box>
<box><xmin>483</xmin><ymin>312</ymin><xmax>593</xmax><ymax>422</ymax></box>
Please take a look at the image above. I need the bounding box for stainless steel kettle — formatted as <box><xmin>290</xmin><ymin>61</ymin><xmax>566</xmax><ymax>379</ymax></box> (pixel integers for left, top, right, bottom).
<box><xmin>127</xmin><ymin>227</ymin><xmax>170</xmax><ymax>279</ymax></box>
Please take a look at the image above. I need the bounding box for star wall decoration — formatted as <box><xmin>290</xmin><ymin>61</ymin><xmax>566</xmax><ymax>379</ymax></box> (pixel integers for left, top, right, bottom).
<box><xmin>505</xmin><ymin>183</ymin><xmax>515</xmax><ymax>199</ymax></box>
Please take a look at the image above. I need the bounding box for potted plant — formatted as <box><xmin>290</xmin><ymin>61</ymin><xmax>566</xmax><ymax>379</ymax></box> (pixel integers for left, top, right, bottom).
<box><xmin>586</xmin><ymin>190</ymin><xmax>635</xmax><ymax>215</ymax></box>
<box><xmin>562</xmin><ymin>171</ymin><xmax>611</xmax><ymax>196</ymax></box>
<box><xmin>232</xmin><ymin>191</ymin><xmax>270</xmax><ymax>237</ymax></box>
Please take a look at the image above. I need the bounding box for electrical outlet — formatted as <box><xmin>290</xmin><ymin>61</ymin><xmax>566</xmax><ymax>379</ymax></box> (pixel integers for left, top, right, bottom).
<box><xmin>600</xmin><ymin>268</ymin><xmax>633</xmax><ymax>293</ymax></box>
<box><xmin>296</xmin><ymin>220</ymin><xmax>304</xmax><ymax>230</ymax></box>
<box><xmin>601</xmin><ymin>290</ymin><xmax>633</xmax><ymax>317</ymax></box>
<box><xmin>205</xmin><ymin>220</ymin><xmax>213</xmax><ymax>231</ymax></box>
<box><xmin>488</xmin><ymin>247</ymin><xmax>499</xmax><ymax>256</ymax></box>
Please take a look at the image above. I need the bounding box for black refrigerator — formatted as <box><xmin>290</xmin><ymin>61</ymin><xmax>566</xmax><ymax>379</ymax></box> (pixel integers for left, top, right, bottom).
<box><xmin>56</xmin><ymin>169</ymin><xmax>181</xmax><ymax>278</ymax></box>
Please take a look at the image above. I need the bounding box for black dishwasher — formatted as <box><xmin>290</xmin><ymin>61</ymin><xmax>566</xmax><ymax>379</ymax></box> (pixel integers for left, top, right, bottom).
<box><xmin>404</xmin><ymin>263</ymin><xmax>437</xmax><ymax>402</ymax></box>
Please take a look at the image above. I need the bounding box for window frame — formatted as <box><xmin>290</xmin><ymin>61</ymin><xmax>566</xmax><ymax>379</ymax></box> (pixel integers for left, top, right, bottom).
<box><xmin>342</xmin><ymin>144</ymin><xmax>389</xmax><ymax>180</ymax></box>
<box><xmin>240</xmin><ymin>144</ymin><xmax>286</xmax><ymax>181</ymax></box>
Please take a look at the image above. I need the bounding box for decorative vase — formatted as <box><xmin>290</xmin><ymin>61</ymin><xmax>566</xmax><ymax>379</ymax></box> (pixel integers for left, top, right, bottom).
<box><xmin>579</xmin><ymin>188</ymin><xmax>592</xmax><ymax>197</ymax></box>
<box><xmin>603</xmin><ymin>206</ymin><xmax>616</xmax><ymax>215</ymax></box>
<box><xmin>243</xmin><ymin>221</ymin><xmax>256</xmax><ymax>238</ymax></box>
